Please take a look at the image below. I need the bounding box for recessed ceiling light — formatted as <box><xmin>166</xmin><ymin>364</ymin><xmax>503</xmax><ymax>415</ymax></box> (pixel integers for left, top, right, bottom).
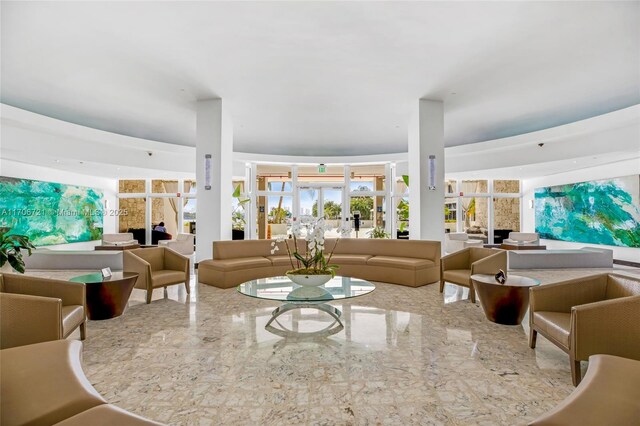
<box><xmin>79</xmin><ymin>161</ymin><xmax>84</xmax><ymax>164</ymax></box>
<box><xmin>54</xmin><ymin>159</ymin><xmax>60</xmax><ymax>163</ymax></box>
<box><xmin>573</xmin><ymin>160</ymin><xmax>577</xmax><ymax>164</ymax></box>
<box><xmin>450</xmin><ymin>92</ymin><xmax>457</xmax><ymax>95</ymax></box>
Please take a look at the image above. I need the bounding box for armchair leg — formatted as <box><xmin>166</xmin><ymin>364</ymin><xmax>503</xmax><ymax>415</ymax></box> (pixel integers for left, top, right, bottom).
<box><xmin>469</xmin><ymin>287</ymin><xmax>476</xmax><ymax>304</ymax></box>
<box><xmin>146</xmin><ymin>290</ymin><xmax>152</xmax><ymax>304</ymax></box>
<box><xmin>80</xmin><ymin>322</ymin><xmax>87</xmax><ymax>340</ymax></box>
<box><xmin>529</xmin><ymin>329</ymin><xmax>537</xmax><ymax>349</ymax></box>
<box><xmin>570</xmin><ymin>356</ymin><xmax>582</xmax><ymax>386</ymax></box>
<box><xmin>439</xmin><ymin>279</ymin><xmax>445</xmax><ymax>293</ymax></box>
<box><xmin>185</xmin><ymin>281</ymin><xmax>190</xmax><ymax>294</ymax></box>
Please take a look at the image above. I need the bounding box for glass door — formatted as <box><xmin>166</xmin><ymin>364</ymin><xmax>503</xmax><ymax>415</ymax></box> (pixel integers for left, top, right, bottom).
<box><xmin>298</xmin><ymin>185</ymin><xmax>344</xmax><ymax>237</ymax></box>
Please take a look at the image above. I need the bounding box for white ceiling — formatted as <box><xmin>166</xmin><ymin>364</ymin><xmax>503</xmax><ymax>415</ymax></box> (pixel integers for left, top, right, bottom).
<box><xmin>1</xmin><ymin>2</ymin><xmax>639</xmax><ymax>156</ymax></box>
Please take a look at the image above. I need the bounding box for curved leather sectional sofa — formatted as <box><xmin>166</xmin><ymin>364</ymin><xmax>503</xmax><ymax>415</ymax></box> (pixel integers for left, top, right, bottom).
<box><xmin>198</xmin><ymin>238</ymin><xmax>441</xmax><ymax>289</ymax></box>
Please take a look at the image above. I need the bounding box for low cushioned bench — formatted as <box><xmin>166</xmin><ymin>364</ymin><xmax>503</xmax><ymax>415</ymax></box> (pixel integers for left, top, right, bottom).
<box><xmin>529</xmin><ymin>354</ymin><xmax>640</xmax><ymax>425</ymax></box>
<box><xmin>0</xmin><ymin>340</ymin><xmax>163</xmax><ymax>426</ymax></box>
<box><xmin>198</xmin><ymin>238</ymin><xmax>441</xmax><ymax>289</ymax></box>
<box><xmin>508</xmin><ymin>247</ymin><xmax>613</xmax><ymax>269</ymax></box>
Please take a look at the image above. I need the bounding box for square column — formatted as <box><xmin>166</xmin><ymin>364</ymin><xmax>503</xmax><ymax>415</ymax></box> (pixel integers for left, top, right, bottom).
<box><xmin>408</xmin><ymin>99</ymin><xmax>445</xmax><ymax>244</ymax></box>
<box><xmin>196</xmin><ymin>99</ymin><xmax>233</xmax><ymax>262</ymax></box>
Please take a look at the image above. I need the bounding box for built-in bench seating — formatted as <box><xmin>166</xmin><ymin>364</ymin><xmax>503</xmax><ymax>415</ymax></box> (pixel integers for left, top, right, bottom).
<box><xmin>198</xmin><ymin>238</ymin><xmax>441</xmax><ymax>289</ymax></box>
<box><xmin>508</xmin><ymin>247</ymin><xmax>613</xmax><ymax>269</ymax></box>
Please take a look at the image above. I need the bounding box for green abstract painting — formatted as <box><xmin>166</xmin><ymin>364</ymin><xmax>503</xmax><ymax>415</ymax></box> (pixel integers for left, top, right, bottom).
<box><xmin>0</xmin><ymin>177</ymin><xmax>104</xmax><ymax>246</ymax></box>
<box><xmin>535</xmin><ymin>175</ymin><xmax>640</xmax><ymax>248</ymax></box>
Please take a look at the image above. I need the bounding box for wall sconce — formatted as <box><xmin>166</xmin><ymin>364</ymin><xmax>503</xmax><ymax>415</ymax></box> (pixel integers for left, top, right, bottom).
<box><xmin>428</xmin><ymin>155</ymin><xmax>436</xmax><ymax>190</ymax></box>
<box><xmin>529</xmin><ymin>199</ymin><xmax>534</xmax><ymax>209</ymax></box>
<box><xmin>204</xmin><ymin>154</ymin><xmax>212</xmax><ymax>190</ymax></box>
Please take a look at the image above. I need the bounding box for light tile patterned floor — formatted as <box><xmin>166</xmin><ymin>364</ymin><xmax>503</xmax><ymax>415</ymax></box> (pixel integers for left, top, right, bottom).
<box><xmin>28</xmin><ymin>267</ymin><xmax>639</xmax><ymax>425</ymax></box>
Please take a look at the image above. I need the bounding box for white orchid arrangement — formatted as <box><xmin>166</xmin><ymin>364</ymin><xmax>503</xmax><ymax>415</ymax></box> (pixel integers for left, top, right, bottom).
<box><xmin>270</xmin><ymin>217</ymin><xmax>345</xmax><ymax>277</ymax></box>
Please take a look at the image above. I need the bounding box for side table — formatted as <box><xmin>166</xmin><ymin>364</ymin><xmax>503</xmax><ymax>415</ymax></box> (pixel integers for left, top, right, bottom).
<box><xmin>471</xmin><ymin>274</ymin><xmax>541</xmax><ymax>325</ymax></box>
<box><xmin>69</xmin><ymin>272</ymin><xmax>138</xmax><ymax>320</ymax></box>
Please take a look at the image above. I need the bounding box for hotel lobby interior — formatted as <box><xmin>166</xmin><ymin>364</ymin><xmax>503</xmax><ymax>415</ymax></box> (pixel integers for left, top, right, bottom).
<box><xmin>1</xmin><ymin>2</ymin><xmax>639</xmax><ymax>425</ymax></box>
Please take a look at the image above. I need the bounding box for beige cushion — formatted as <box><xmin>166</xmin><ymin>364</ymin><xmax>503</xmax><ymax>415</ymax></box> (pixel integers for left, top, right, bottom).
<box><xmin>61</xmin><ymin>305</ymin><xmax>85</xmax><ymax>338</ymax></box>
<box><xmin>266</xmin><ymin>255</ymin><xmax>294</xmax><ymax>267</ymax></box>
<box><xmin>205</xmin><ymin>257</ymin><xmax>272</xmax><ymax>272</ymax></box>
<box><xmin>328</xmin><ymin>254</ymin><xmax>372</xmax><ymax>265</ymax></box>
<box><xmin>367</xmin><ymin>256</ymin><xmax>434</xmax><ymax>270</ymax></box>
<box><xmin>0</xmin><ymin>340</ymin><xmax>106</xmax><ymax>426</ymax></box>
<box><xmin>443</xmin><ymin>269</ymin><xmax>472</xmax><ymax>285</ymax></box>
<box><xmin>55</xmin><ymin>404</ymin><xmax>163</xmax><ymax>426</ymax></box>
<box><xmin>533</xmin><ymin>312</ymin><xmax>571</xmax><ymax>349</ymax></box>
<box><xmin>150</xmin><ymin>270</ymin><xmax>187</xmax><ymax>288</ymax></box>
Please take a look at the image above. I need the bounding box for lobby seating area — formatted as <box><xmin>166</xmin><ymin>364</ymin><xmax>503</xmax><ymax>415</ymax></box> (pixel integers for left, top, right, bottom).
<box><xmin>1</xmin><ymin>2</ymin><xmax>639</xmax><ymax>425</ymax></box>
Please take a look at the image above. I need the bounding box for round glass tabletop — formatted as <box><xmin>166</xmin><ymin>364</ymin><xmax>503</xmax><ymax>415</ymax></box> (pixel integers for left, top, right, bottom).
<box><xmin>237</xmin><ymin>275</ymin><xmax>375</xmax><ymax>302</ymax></box>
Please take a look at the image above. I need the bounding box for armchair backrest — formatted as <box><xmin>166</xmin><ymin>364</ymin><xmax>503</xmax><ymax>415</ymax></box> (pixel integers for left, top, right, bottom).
<box><xmin>469</xmin><ymin>247</ymin><xmax>501</xmax><ymax>264</ymax></box>
<box><xmin>507</xmin><ymin>232</ymin><xmax>539</xmax><ymax>243</ymax></box>
<box><xmin>447</xmin><ymin>232</ymin><xmax>469</xmax><ymax>242</ymax></box>
<box><xmin>130</xmin><ymin>247</ymin><xmax>164</xmax><ymax>271</ymax></box>
<box><xmin>606</xmin><ymin>274</ymin><xmax>640</xmax><ymax>299</ymax></box>
<box><xmin>102</xmin><ymin>233</ymin><xmax>134</xmax><ymax>243</ymax></box>
<box><xmin>176</xmin><ymin>233</ymin><xmax>194</xmax><ymax>242</ymax></box>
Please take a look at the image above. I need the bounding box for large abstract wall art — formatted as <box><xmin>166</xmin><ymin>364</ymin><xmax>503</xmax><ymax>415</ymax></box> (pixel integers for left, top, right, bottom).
<box><xmin>535</xmin><ymin>175</ymin><xmax>640</xmax><ymax>248</ymax></box>
<box><xmin>0</xmin><ymin>177</ymin><xmax>104</xmax><ymax>246</ymax></box>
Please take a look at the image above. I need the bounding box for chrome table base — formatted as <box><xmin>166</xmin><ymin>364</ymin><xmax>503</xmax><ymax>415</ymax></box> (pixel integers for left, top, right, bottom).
<box><xmin>265</xmin><ymin>302</ymin><xmax>343</xmax><ymax>328</ymax></box>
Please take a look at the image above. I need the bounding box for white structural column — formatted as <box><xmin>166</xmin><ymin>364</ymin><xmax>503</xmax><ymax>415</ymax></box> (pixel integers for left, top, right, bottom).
<box><xmin>408</xmin><ymin>99</ymin><xmax>445</xmax><ymax>243</ymax></box>
<box><xmin>196</xmin><ymin>99</ymin><xmax>233</xmax><ymax>262</ymax></box>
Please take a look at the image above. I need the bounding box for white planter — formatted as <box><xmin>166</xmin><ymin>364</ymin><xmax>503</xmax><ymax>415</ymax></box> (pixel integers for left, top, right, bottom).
<box><xmin>286</xmin><ymin>273</ymin><xmax>332</xmax><ymax>287</ymax></box>
<box><xmin>1</xmin><ymin>262</ymin><xmax>16</xmax><ymax>274</ymax></box>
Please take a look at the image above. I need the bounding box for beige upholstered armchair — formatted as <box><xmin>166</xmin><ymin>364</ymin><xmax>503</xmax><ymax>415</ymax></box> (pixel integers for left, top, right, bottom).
<box><xmin>0</xmin><ymin>273</ymin><xmax>86</xmax><ymax>349</ymax></box>
<box><xmin>102</xmin><ymin>232</ymin><xmax>138</xmax><ymax>246</ymax></box>
<box><xmin>124</xmin><ymin>247</ymin><xmax>190</xmax><ymax>304</ymax></box>
<box><xmin>503</xmin><ymin>232</ymin><xmax>540</xmax><ymax>245</ymax></box>
<box><xmin>444</xmin><ymin>232</ymin><xmax>483</xmax><ymax>254</ymax></box>
<box><xmin>529</xmin><ymin>273</ymin><xmax>640</xmax><ymax>386</ymax></box>
<box><xmin>158</xmin><ymin>233</ymin><xmax>195</xmax><ymax>256</ymax></box>
<box><xmin>440</xmin><ymin>247</ymin><xmax>507</xmax><ymax>303</ymax></box>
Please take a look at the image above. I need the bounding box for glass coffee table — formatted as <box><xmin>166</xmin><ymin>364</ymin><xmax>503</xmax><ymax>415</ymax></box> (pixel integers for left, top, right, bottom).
<box><xmin>237</xmin><ymin>275</ymin><xmax>375</xmax><ymax>328</ymax></box>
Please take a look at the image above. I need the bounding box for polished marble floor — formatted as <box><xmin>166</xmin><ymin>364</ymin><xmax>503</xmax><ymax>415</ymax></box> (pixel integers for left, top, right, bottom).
<box><xmin>29</xmin><ymin>267</ymin><xmax>639</xmax><ymax>425</ymax></box>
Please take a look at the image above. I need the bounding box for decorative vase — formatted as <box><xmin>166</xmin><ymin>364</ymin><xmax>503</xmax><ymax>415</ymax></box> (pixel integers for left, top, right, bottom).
<box><xmin>286</xmin><ymin>273</ymin><xmax>332</xmax><ymax>287</ymax></box>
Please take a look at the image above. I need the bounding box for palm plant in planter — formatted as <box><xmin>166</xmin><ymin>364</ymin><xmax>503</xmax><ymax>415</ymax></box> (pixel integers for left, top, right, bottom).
<box><xmin>232</xmin><ymin>184</ymin><xmax>250</xmax><ymax>240</ymax></box>
<box><xmin>0</xmin><ymin>227</ymin><xmax>36</xmax><ymax>273</ymax></box>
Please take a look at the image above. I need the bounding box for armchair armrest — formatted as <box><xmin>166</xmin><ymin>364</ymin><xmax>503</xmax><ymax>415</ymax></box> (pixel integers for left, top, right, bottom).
<box><xmin>571</xmin><ymin>295</ymin><xmax>640</xmax><ymax>360</ymax></box>
<box><xmin>471</xmin><ymin>250</ymin><xmax>507</xmax><ymax>275</ymax></box>
<box><xmin>0</xmin><ymin>293</ymin><xmax>62</xmax><ymax>349</ymax></box>
<box><xmin>164</xmin><ymin>248</ymin><xmax>189</xmax><ymax>274</ymax></box>
<box><xmin>530</xmin><ymin>274</ymin><xmax>608</xmax><ymax>313</ymax></box>
<box><xmin>441</xmin><ymin>249</ymin><xmax>470</xmax><ymax>272</ymax></box>
<box><xmin>124</xmin><ymin>251</ymin><xmax>152</xmax><ymax>291</ymax></box>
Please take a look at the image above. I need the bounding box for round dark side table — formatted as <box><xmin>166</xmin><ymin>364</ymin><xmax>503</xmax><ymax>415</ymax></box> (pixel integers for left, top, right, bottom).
<box><xmin>70</xmin><ymin>272</ymin><xmax>138</xmax><ymax>320</ymax></box>
<box><xmin>471</xmin><ymin>274</ymin><xmax>540</xmax><ymax>325</ymax></box>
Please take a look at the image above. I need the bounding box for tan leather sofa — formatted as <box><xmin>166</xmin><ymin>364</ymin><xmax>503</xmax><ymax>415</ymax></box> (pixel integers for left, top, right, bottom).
<box><xmin>1</xmin><ymin>339</ymin><xmax>163</xmax><ymax>426</ymax></box>
<box><xmin>0</xmin><ymin>273</ymin><xmax>86</xmax><ymax>349</ymax></box>
<box><xmin>198</xmin><ymin>238</ymin><xmax>441</xmax><ymax>289</ymax></box>
<box><xmin>529</xmin><ymin>354</ymin><xmax>640</xmax><ymax>425</ymax></box>
<box><xmin>440</xmin><ymin>247</ymin><xmax>507</xmax><ymax>303</ymax></box>
<box><xmin>124</xmin><ymin>247</ymin><xmax>190</xmax><ymax>304</ymax></box>
<box><xmin>529</xmin><ymin>273</ymin><xmax>640</xmax><ymax>385</ymax></box>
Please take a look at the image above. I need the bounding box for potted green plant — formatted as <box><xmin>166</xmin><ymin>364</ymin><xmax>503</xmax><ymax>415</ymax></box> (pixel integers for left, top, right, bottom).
<box><xmin>367</xmin><ymin>226</ymin><xmax>390</xmax><ymax>239</ymax></box>
<box><xmin>232</xmin><ymin>184</ymin><xmax>250</xmax><ymax>240</ymax></box>
<box><xmin>0</xmin><ymin>227</ymin><xmax>36</xmax><ymax>274</ymax></box>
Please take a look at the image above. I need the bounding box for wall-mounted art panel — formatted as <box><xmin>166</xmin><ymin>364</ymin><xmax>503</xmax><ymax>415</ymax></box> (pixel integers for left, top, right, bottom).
<box><xmin>535</xmin><ymin>175</ymin><xmax>640</xmax><ymax>248</ymax></box>
<box><xmin>0</xmin><ymin>177</ymin><xmax>104</xmax><ymax>246</ymax></box>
